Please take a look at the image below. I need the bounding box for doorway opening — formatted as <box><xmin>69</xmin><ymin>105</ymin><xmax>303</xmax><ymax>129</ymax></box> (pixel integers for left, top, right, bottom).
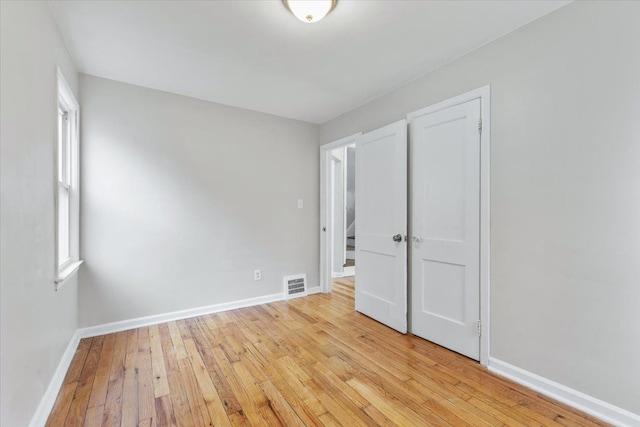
<box><xmin>320</xmin><ymin>133</ymin><xmax>361</xmax><ymax>294</ymax></box>
<box><xmin>344</xmin><ymin>145</ymin><xmax>356</xmax><ymax>270</ymax></box>
<box><xmin>328</xmin><ymin>144</ymin><xmax>356</xmax><ymax>277</ymax></box>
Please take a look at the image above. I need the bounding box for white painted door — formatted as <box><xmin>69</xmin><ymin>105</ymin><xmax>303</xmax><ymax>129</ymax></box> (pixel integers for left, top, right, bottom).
<box><xmin>410</xmin><ymin>99</ymin><xmax>481</xmax><ymax>360</ymax></box>
<box><xmin>355</xmin><ymin>120</ymin><xmax>407</xmax><ymax>333</ymax></box>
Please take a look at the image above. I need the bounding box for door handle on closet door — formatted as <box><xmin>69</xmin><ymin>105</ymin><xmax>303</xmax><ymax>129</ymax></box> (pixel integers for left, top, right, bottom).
<box><xmin>392</xmin><ymin>234</ymin><xmax>403</xmax><ymax>242</ymax></box>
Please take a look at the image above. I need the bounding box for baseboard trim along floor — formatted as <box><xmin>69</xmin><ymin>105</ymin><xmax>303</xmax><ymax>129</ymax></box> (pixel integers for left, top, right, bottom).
<box><xmin>489</xmin><ymin>357</ymin><xmax>640</xmax><ymax>427</ymax></box>
<box><xmin>30</xmin><ymin>287</ymin><xmax>318</xmax><ymax>427</ymax></box>
<box><xmin>30</xmin><ymin>286</ymin><xmax>637</xmax><ymax>427</ymax></box>
<box><xmin>29</xmin><ymin>331</ymin><xmax>81</xmax><ymax>427</ymax></box>
<box><xmin>79</xmin><ymin>286</ymin><xmax>320</xmax><ymax>339</ymax></box>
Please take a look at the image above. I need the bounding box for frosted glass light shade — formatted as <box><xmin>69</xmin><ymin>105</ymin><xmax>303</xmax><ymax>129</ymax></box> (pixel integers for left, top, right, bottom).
<box><xmin>284</xmin><ymin>0</ymin><xmax>337</xmax><ymax>24</ymax></box>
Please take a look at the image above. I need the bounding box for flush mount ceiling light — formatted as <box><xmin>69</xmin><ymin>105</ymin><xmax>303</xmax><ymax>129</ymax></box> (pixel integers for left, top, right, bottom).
<box><xmin>283</xmin><ymin>0</ymin><xmax>337</xmax><ymax>24</ymax></box>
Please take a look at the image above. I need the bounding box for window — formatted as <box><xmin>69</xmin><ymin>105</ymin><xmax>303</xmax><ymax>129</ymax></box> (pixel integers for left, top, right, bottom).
<box><xmin>55</xmin><ymin>70</ymin><xmax>82</xmax><ymax>287</ymax></box>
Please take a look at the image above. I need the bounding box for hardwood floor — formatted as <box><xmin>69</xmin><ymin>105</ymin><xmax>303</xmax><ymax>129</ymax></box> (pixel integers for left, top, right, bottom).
<box><xmin>47</xmin><ymin>278</ymin><xmax>608</xmax><ymax>426</ymax></box>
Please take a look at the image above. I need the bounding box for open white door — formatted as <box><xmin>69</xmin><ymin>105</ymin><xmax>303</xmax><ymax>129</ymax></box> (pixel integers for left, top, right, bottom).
<box><xmin>355</xmin><ymin>120</ymin><xmax>407</xmax><ymax>334</ymax></box>
<box><xmin>410</xmin><ymin>99</ymin><xmax>481</xmax><ymax>360</ymax></box>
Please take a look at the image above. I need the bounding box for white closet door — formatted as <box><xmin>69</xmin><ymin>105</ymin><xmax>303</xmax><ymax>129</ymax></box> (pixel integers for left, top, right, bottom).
<box><xmin>410</xmin><ymin>99</ymin><xmax>481</xmax><ymax>360</ymax></box>
<box><xmin>355</xmin><ymin>120</ymin><xmax>407</xmax><ymax>334</ymax></box>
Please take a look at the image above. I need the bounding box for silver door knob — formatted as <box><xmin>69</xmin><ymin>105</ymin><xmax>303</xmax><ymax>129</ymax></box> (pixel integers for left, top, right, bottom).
<box><xmin>392</xmin><ymin>234</ymin><xmax>402</xmax><ymax>242</ymax></box>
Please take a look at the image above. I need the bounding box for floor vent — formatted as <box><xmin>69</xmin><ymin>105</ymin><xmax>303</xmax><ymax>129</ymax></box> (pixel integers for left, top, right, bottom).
<box><xmin>284</xmin><ymin>274</ymin><xmax>307</xmax><ymax>299</ymax></box>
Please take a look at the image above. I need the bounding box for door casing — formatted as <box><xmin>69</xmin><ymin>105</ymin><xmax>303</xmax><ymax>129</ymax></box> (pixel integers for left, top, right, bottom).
<box><xmin>408</xmin><ymin>86</ymin><xmax>490</xmax><ymax>366</ymax></box>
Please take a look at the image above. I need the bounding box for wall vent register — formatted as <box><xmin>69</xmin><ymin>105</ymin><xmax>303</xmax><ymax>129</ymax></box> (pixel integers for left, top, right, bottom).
<box><xmin>284</xmin><ymin>274</ymin><xmax>307</xmax><ymax>299</ymax></box>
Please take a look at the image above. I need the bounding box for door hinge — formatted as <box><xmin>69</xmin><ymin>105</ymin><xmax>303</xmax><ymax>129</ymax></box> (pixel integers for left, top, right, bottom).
<box><xmin>477</xmin><ymin>320</ymin><xmax>482</xmax><ymax>336</ymax></box>
<box><xmin>478</xmin><ymin>117</ymin><xmax>482</xmax><ymax>134</ymax></box>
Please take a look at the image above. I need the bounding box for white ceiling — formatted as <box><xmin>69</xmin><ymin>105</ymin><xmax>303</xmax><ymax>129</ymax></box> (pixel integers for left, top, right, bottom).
<box><xmin>49</xmin><ymin>0</ymin><xmax>569</xmax><ymax>124</ymax></box>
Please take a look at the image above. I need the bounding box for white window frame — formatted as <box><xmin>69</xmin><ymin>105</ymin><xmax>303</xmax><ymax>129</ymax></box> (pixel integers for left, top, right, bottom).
<box><xmin>55</xmin><ymin>69</ymin><xmax>82</xmax><ymax>288</ymax></box>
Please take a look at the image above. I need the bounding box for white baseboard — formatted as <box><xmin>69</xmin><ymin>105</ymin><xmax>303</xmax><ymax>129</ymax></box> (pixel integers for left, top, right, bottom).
<box><xmin>78</xmin><ymin>292</ymin><xmax>284</xmax><ymax>338</ymax></box>
<box><xmin>488</xmin><ymin>357</ymin><xmax>640</xmax><ymax>427</ymax></box>
<box><xmin>332</xmin><ymin>268</ymin><xmax>355</xmax><ymax>278</ymax></box>
<box><xmin>307</xmin><ymin>285</ymin><xmax>322</xmax><ymax>295</ymax></box>
<box><xmin>30</xmin><ymin>288</ymin><xmax>327</xmax><ymax>426</ymax></box>
<box><xmin>29</xmin><ymin>330</ymin><xmax>81</xmax><ymax>427</ymax></box>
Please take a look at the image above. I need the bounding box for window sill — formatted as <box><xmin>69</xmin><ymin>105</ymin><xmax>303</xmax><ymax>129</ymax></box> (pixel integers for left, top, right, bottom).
<box><xmin>55</xmin><ymin>260</ymin><xmax>83</xmax><ymax>290</ymax></box>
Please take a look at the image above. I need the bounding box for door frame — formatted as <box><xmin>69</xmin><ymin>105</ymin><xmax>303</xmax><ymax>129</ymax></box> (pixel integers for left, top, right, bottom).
<box><xmin>320</xmin><ymin>133</ymin><xmax>361</xmax><ymax>293</ymax></box>
<box><xmin>330</xmin><ymin>152</ymin><xmax>345</xmax><ymax>277</ymax></box>
<box><xmin>407</xmin><ymin>85</ymin><xmax>491</xmax><ymax>366</ymax></box>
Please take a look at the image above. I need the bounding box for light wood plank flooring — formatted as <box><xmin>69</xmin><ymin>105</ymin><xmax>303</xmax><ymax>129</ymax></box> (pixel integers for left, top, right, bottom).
<box><xmin>46</xmin><ymin>277</ymin><xmax>609</xmax><ymax>426</ymax></box>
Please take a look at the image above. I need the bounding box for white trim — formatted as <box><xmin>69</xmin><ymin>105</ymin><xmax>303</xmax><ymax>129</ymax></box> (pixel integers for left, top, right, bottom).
<box><xmin>31</xmin><ymin>289</ymin><xmax>328</xmax><ymax>425</ymax></box>
<box><xmin>479</xmin><ymin>87</ymin><xmax>491</xmax><ymax>367</ymax></box>
<box><xmin>332</xmin><ymin>267</ymin><xmax>355</xmax><ymax>278</ymax></box>
<box><xmin>55</xmin><ymin>260</ymin><xmax>83</xmax><ymax>289</ymax></box>
<box><xmin>56</xmin><ymin>70</ymin><xmax>79</xmax><ymax>111</ymax></box>
<box><xmin>55</xmin><ymin>68</ymin><xmax>81</xmax><ymax>287</ymax></box>
<box><xmin>28</xmin><ymin>331</ymin><xmax>81</xmax><ymax>427</ymax></box>
<box><xmin>321</xmin><ymin>134</ymin><xmax>361</xmax><ymax>151</ymax></box>
<box><xmin>320</xmin><ymin>133</ymin><xmax>361</xmax><ymax>294</ymax></box>
<box><xmin>489</xmin><ymin>358</ymin><xmax>640</xmax><ymax>427</ymax></box>
<box><xmin>406</xmin><ymin>85</ymin><xmax>491</xmax><ymax>367</ymax></box>
<box><xmin>407</xmin><ymin>86</ymin><xmax>490</xmax><ymax>121</ymax></box>
<box><xmin>342</xmin><ymin>146</ymin><xmax>349</xmax><ymax>267</ymax></box>
<box><xmin>77</xmin><ymin>292</ymin><xmax>285</xmax><ymax>338</ymax></box>
<box><xmin>307</xmin><ymin>285</ymin><xmax>322</xmax><ymax>295</ymax></box>
<box><xmin>58</xmin><ymin>256</ymin><xmax>72</xmax><ymax>272</ymax></box>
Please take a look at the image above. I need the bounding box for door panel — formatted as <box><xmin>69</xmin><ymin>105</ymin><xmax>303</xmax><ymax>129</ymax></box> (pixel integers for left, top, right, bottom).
<box><xmin>355</xmin><ymin>120</ymin><xmax>407</xmax><ymax>334</ymax></box>
<box><xmin>410</xmin><ymin>99</ymin><xmax>481</xmax><ymax>360</ymax></box>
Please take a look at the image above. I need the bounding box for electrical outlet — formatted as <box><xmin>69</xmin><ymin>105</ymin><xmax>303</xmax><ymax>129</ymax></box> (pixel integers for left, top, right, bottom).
<box><xmin>297</xmin><ymin>199</ymin><xmax>304</xmax><ymax>209</ymax></box>
<box><xmin>254</xmin><ymin>269</ymin><xmax>262</xmax><ymax>281</ymax></box>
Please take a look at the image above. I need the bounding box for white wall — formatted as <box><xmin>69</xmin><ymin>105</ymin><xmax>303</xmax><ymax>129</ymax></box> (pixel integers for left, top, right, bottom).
<box><xmin>320</xmin><ymin>1</ymin><xmax>640</xmax><ymax>416</ymax></box>
<box><xmin>78</xmin><ymin>75</ymin><xmax>319</xmax><ymax>327</ymax></box>
<box><xmin>0</xmin><ymin>2</ymin><xmax>79</xmax><ymax>426</ymax></box>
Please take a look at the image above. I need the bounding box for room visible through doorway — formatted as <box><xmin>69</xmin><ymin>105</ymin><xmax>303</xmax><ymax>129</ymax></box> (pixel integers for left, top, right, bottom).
<box><xmin>329</xmin><ymin>144</ymin><xmax>356</xmax><ymax>278</ymax></box>
<box><xmin>320</xmin><ymin>133</ymin><xmax>360</xmax><ymax>294</ymax></box>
